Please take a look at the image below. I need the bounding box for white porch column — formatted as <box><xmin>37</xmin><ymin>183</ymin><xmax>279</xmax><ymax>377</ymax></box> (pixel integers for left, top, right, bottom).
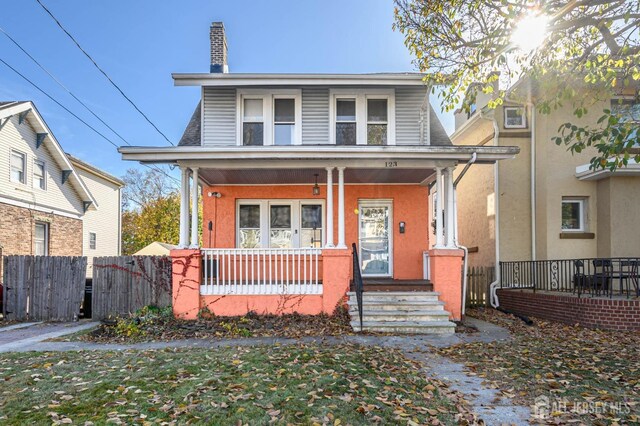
<box><xmin>434</xmin><ymin>167</ymin><xmax>444</xmax><ymax>248</ymax></box>
<box><xmin>179</xmin><ymin>166</ymin><xmax>190</xmax><ymax>248</ymax></box>
<box><xmin>445</xmin><ymin>167</ymin><xmax>456</xmax><ymax>248</ymax></box>
<box><xmin>337</xmin><ymin>167</ymin><xmax>346</xmax><ymax>248</ymax></box>
<box><xmin>325</xmin><ymin>167</ymin><xmax>335</xmax><ymax>248</ymax></box>
<box><xmin>189</xmin><ymin>167</ymin><xmax>200</xmax><ymax>248</ymax></box>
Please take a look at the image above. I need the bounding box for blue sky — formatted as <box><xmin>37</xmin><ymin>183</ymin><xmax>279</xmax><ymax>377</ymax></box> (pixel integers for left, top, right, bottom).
<box><xmin>0</xmin><ymin>0</ymin><xmax>454</xmax><ymax>178</ymax></box>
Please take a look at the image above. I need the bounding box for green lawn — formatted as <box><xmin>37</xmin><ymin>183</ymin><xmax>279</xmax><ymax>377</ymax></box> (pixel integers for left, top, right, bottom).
<box><xmin>0</xmin><ymin>344</ymin><xmax>469</xmax><ymax>425</ymax></box>
<box><xmin>439</xmin><ymin>308</ymin><xmax>640</xmax><ymax>425</ymax></box>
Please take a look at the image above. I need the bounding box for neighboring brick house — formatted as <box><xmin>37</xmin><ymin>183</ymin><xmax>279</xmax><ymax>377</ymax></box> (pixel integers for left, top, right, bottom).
<box><xmin>0</xmin><ymin>101</ymin><xmax>123</xmax><ymax>278</ymax></box>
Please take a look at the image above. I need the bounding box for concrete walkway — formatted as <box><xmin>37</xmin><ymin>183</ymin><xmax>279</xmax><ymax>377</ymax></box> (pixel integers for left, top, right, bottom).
<box><xmin>0</xmin><ymin>318</ymin><xmax>531</xmax><ymax>424</ymax></box>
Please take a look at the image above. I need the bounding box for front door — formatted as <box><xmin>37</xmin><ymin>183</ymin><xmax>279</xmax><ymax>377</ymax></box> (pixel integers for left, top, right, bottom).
<box><xmin>358</xmin><ymin>201</ymin><xmax>393</xmax><ymax>277</ymax></box>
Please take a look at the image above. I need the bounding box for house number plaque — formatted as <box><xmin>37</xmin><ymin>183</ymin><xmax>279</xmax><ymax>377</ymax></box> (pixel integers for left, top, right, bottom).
<box><xmin>385</xmin><ymin>161</ymin><xmax>398</xmax><ymax>168</ymax></box>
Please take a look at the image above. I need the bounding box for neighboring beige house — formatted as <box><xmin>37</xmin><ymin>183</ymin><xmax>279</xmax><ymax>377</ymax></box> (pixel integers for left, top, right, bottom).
<box><xmin>452</xmin><ymin>82</ymin><xmax>640</xmax><ymax>270</ymax></box>
<box><xmin>0</xmin><ymin>101</ymin><xmax>123</xmax><ymax>278</ymax></box>
<box><xmin>134</xmin><ymin>241</ymin><xmax>177</xmax><ymax>256</ymax></box>
<box><xmin>68</xmin><ymin>155</ymin><xmax>124</xmax><ymax>277</ymax></box>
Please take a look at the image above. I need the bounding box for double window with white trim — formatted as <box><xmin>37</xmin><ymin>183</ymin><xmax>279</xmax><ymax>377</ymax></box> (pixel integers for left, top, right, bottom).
<box><xmin>238</xmin><ymin>90</ymin><xmax>302</xmax><ymax>146</ymax></box>
<box><xmin>237</xmin><ymin>200</ymin><xmax>324</xmax><ymax>248</ymax></box>
<box><xmin>330</xmin><ymin>89</ymin><xmax>395</xmax><ymax>145</ymax></box>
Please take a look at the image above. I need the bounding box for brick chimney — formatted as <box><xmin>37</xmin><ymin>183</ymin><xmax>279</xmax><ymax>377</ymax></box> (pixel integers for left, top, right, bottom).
<box><xmin>210</xmin><ymin>22</ymin><xmax>228</xmax><ymax>73</ymax></box>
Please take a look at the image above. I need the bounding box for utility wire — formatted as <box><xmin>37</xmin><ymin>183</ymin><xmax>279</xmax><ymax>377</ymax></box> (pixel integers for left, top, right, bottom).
<box><xmin>35</xmin><ymin>0</ymin><xmax>176</xmax><ymax>146</ymax></box>
<box><xmin>0</xmin><ymin>26</ymin><xmax>131</xmax><ymax>146</ymax></box>
<box><xmin>0</xmin><ymin>56</ymin><xmax>180</xmax><ymax>184</ymax></box>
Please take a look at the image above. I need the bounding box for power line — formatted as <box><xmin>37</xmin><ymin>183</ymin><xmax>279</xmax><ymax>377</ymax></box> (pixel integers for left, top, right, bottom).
<box><xmin>0</xmin><ymin>56</ymin><xmax>180</xmax><ymax>184</ymax></box>
<box><xmin>0</xmin><ymin>26</ymin><xmax>131</xmax><ymax>146</ymax></box>
<box><xmin>35</xmin><ymin>0</ymin><xmax>176</xmax><ymax>146</ymax></box>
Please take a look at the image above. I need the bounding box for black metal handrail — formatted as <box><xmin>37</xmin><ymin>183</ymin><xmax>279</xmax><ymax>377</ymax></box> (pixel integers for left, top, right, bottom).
<box><xmin>352</xmin><ymin>243</ymin><xmax>364</xmax><ymax>331</ymax></box>
<box><xmin>500</xmin><ymin>257</ymin><xmax>640</xmax><ymax>298</ymax></box>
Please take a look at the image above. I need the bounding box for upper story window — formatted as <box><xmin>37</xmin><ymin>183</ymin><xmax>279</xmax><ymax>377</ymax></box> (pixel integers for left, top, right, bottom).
<box><xmin>367</xmin><ymin>98</ymin><xmax>388</xmax><ymax>145</ymax></box>
<box><xmin>242</xmin><ymin>98</ymin><xmax>264</xmax><ymax>146</ymax></box>
<box><xmin>336</xmin><ymin>98</ymin><xmax>356</xmax><ymax>145</ymax></box>
<box><xmin>10</xmin><ymin>150</ymin><xmax>26</xmax><ymax>184</ymax></box>
<box><xmin>33</xmin><ymin>160</ymin><xmax>46</xmax><ymax>190</ymax></box>
<box><xmin>238</xmin><ymin>90</ymin><xmax>301</xmax><ymax>146</ymax></box>
<box><xmin>504</xmin><ymin>106</ymin><xmax>527</xmax><ymax>129</ymax></box>
<box><xmin>330</xmin><ymin>89</ymin><xmax>395</xmax><ymax>145</ymax></box>
<box><xmin>611</xmin><ymin>98</ymin><xmax>640</xmax><ymax>123</ymax></box>
<box><xmin>274</xmin><ymin>98</ymin><xmax>295</xmax><ymax>145</ymax></box>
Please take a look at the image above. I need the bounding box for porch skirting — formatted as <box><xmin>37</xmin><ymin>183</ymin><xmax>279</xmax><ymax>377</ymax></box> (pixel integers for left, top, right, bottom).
<box><xmin>497</xmin><ymin>288</ymin><xmax>640</xmax><ymax>331</ymax></box>
<box><xmin>171</xmin><ymin>248</ymin><xmax>350</xmax><ymax>319</ymax></box>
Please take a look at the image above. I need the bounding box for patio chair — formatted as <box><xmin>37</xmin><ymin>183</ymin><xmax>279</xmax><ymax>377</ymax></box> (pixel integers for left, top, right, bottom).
<box><xmin>619</xmin><ymin>260</ymin><xmax>640</xmax><ymax>298</ymax></box>
<box><xmin>592</xmin><ymin>259</ymin><xmax>612</xmax><ymax>297</ymax></box>
<box><xmin>573</xmin><ymin>260</ymin><xmax>591</xmax><ymax>295</ymax></box>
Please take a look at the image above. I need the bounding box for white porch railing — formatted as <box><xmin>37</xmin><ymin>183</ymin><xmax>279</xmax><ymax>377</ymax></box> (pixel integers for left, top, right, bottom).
<box><xmin>201</xmin><ymin>248</ymin><xmax>323</xmax><ymax>295</ymax></box>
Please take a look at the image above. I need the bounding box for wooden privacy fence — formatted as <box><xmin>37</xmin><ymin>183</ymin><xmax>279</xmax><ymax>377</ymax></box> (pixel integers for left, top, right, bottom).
<box><xmin>92</xmin><ymin>256</ymin><xmax>172</xmax><ymax>320</ymax></box>
<box><xmin>466</xmin><ymin>265</ymin><xmax>495</xmax><ymax>308</ymax></box>
<box><xmin>2</xmin><ymin>256</ymin><xmax>87</xmax><ymax>321</ymax></box>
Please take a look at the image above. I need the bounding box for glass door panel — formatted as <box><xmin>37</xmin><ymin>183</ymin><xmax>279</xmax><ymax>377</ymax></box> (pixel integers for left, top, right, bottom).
<box><xmin>358</xmin><ymin>203</ymin><xmax>391</xmax><ymax>276</ymax></box>
<box><xmin>269</xmin><ymin>204</ymin><xmax>293</xmax><ymax>248</ymax></box>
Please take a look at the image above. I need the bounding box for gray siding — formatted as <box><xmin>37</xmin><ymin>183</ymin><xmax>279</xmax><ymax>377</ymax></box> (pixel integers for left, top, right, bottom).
<box><xmin>396</xmin><ymin>86</ymin><xmax>428</xmax><ymax>145</ymax></box>
<box><xmin>202</xmin><ymin>88</ymin><xmax>236</xmax><ymax>146</ymax></box>
<box><xmin>302</xmin><ymin>88</ymin><xmax>330</xmax><ymax>145</ymax></box>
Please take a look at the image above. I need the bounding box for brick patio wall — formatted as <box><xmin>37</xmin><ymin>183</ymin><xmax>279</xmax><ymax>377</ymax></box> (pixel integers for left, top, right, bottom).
<box><xmin>497</xmin><ymin>289</ymin><xmax>640</xmax><ymax>331</ymax></box>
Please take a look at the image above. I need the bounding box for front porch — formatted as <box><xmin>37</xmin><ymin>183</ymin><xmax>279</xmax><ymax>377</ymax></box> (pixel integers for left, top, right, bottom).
<box><xmin>119</xmin><ymin>145</ymin><xmax>518</xmax><ymax>326</ymax></box>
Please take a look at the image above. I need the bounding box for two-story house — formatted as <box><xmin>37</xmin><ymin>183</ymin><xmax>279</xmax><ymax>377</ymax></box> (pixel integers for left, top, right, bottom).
<box><xmin>120</xmin><ymin>22</ymin><xmax>519</xmax><ymax>332</ymax></box>
<box><xmin>0</xmin><ymin>101</ymin><xmax>123</xmax><ymax>279</ymax></box>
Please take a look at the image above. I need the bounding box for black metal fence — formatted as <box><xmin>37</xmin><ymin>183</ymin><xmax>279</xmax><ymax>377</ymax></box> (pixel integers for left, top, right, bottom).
<box><xmin>500</xmin><ymin>258</ymin><xmax>640</xmax><ymax>298</ymax></box>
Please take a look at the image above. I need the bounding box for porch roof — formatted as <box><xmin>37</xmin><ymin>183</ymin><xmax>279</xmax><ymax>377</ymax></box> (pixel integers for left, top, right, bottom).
<box><xmin>119</xmin><ymin>145</ymin><xmax>519</xmax><ymax>165</ymax></box>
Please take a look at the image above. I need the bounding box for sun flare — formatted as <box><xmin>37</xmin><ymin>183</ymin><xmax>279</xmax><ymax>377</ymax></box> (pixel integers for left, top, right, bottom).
<box><xmin>511</xmin><ymin>12</ymin><xmax>550</xmax><ymax>52</ymax></box>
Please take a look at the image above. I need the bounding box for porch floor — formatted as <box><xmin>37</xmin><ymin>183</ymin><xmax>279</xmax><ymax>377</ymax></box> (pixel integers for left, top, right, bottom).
<box><xmin>353</xmin><ymin>279</ymin><xmax>434</xmax><ymax>292</ymax></box>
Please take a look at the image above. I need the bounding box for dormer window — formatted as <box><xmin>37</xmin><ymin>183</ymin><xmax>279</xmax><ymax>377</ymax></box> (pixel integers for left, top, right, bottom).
<box><xmin>242</xmin><ymin>98</ymin><xmax>264</xmax><ymax>146</ymax></box>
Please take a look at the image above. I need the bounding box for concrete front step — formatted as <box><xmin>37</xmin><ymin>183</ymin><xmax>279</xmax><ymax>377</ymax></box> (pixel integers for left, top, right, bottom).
<box><xmin>349</xmin><ymin>320</ymin><xmax>456</xmax><ymax>334</ymax></box>
<box><xmin>347</xmin><ymin>291</ymin><xmax>441</xmax><ymax>303</ymax></box>
<box><xmin>347</xmin><ymin>300</ymin><xmax>446</xmax><ymax>311</ymax></box>
<box><xmin>348</xmin><ymin>309</ymin><xmax>451</xmax><ymax>322</ymax></box>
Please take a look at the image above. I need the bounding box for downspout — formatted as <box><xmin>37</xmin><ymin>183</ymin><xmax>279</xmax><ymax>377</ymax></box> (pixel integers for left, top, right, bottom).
<box><xmin>453</xmin><ymin>152</ymin><xmax>477</xmax><ymax>316</ymax></box>
<box><xmin>479</xmin><ymin>113</ymin><xmax>501</xmax><ymax>308</ymax></box>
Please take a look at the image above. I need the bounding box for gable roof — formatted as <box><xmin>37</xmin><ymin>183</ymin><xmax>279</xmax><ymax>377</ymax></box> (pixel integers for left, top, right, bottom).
<box><xmin>67</xmin><ymin>154</ymin><xmax>125</xmax><ymax>187</ymax></box>
<box><xmin>0</xmin><ymin>101</ymin><xmax>98</xmax><ymax>208</ymax></box>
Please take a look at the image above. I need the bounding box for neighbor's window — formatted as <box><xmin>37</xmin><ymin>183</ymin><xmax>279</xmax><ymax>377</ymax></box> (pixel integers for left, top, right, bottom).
<box><xmin>504</xmin><ymin>106</ymin><xmax>527</xmax><ymax>129</ymax></box>
<box><xmin>35</xmin><ymin>222</ymin><xmax>49</xmax><ymax>256</ymax></box>
<box><xmin>561</xmin><ymin>198</ymin><xmax>586</xmax><ymax>232</ymax></box>
<box><xmin>300</xmin><ymin>204</ymin><xmax>323</xmax><ymax>248</ymax></box>
<box><xmin>274</xmin><ymin>98</ymin><xmax>295</xmax><ymax>145</ymax></box>
<box><xmin>242</xmin><ymin>98</ymin><xmax>264</xmax><ymax>146</ymax></box>
<box><xmin>611</xmin><ymin>98</ymin><xmax>640</xmax><ymax>123</ymax></box>
<box><xmin>367</xmin><ymin>98</ymin><xmax>388</xmax><ymax>145</ymax></box>
<box><xmin>89</xmin><ymin>232</ymin><xmax>97</xmax><ymax>250</ymax></box>
<box><xmin>33</xmin><ymin>160</ymin><xmax>46</xmax><ymax>190</ymax></box>
<box><xmin>10</xmin><ymin>150</ymin><xmax>26</xmax><ymax>184</ymax></box>
<box><xmin>336</xmin><ymin>98</ymin><xmax>356</xmax><ymax>145</ymax></box>
<box><xmin>238</xmin><ymin>204</ymin><xmax>261</xmax><ymax>248</ymax></box>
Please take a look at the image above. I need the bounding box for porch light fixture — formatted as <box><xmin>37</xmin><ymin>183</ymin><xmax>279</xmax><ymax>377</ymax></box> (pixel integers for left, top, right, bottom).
<box><xmin>312</xmin><ymin>174</ymin><xmax>320</xmax><ymax>196</ymax></box>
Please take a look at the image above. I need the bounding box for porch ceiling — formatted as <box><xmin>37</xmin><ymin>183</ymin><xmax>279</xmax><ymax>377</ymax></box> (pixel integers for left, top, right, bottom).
<box><xmin>199</xmin><ymin>168</ymin><xmax>435</xmax><ymax>185</ymax></box>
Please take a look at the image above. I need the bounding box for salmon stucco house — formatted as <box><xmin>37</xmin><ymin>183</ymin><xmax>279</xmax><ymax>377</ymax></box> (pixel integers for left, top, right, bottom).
<box><xmin>120</xmin><ymin>23</ymin><xmax>519</xmax><ymax>332</ymax></box>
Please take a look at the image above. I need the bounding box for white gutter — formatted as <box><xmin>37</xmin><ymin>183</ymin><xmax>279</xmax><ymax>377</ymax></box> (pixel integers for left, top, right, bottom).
<box><xmin>453</xmin><ymin>152</ymin><xmax>477</xmax><ymax>316</ymax></box>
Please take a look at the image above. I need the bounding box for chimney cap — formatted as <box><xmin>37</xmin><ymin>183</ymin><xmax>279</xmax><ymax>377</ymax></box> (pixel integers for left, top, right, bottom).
<box><xmin>211</xmin><ymin>21</ymin><xmax>224</xmax><ymax>28</ymax></box>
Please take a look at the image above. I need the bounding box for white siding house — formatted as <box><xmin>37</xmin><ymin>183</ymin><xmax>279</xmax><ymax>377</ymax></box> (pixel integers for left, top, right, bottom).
<box><xmin>68</xmin><ymin>155</ymin><xmax>124</xmax><ymax>277</ymax></box>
